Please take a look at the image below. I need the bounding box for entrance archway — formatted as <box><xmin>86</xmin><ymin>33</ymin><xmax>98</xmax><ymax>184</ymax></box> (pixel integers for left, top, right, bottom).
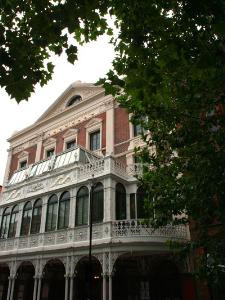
<box><xmin>41</xmin><ymin>259</ymin><xmax>65</xmax><ymax>300</ymax></box>
<box><xmin>0</xmin><ymin>264</ymin><xmax>9</xmax><ymax>300</ymax></box>
<box><xmin>113</xmin><ymin>254</ymin><xmax>182</xmax><ymax>300</ymax></box>
<box><xmin>13</xmin><ymin>262</ymin><xmax>34</xmax><ymax>300</ymax></box>
<box><xmin>74</xmin><ymin>256</ymin><xmax>102</xmax><ymax>300</ymax></box>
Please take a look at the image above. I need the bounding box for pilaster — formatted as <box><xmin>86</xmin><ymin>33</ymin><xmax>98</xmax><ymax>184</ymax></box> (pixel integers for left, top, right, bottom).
<box><xmin>40</xmin><ymin>196</ymin><xmax>48</xmax><ymax>233</ymax></box>
<box><xmin>3</xmin><ymin>147</ymin><xmax>13</xmax><ymax>187</ymax></box>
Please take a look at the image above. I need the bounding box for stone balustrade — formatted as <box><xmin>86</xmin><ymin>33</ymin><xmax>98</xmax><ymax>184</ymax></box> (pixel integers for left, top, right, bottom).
<box><xmin>0</xmin><ymin>221</ymin><xmax>189</xmax><ymax>256</ymax></box>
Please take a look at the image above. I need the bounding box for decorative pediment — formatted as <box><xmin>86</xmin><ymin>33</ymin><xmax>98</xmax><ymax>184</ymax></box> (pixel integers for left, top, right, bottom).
<box><xmin>63</xmin><ymin>128</ymin><xmax>78</xmax><ymax>138</ymax></box>
<box><xmin>18</xmin><ymin>151</ymin><xmax>29</xmax><ymax>159</ymax></box>
<box><xmin>43</xmin><ymin>137</ymin><xmax>56</xmax><ymax>147</ymax></box>
<box><xmin>85</xmin><ymin>118</ymin><xmax>102</xmax><ymax>128</ymax></box>
<box><xmin>36</xmin><ymin>82</ymin><xmax>104</xmax><ymax>123</ymax></box>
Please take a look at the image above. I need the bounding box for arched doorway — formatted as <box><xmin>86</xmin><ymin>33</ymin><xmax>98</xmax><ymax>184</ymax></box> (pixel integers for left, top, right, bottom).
<box><xmin>41</xmin><ymin>259</ymin><xmax>65</xmax><ymax>300</ymax></box>
<box><xmin>113</xmin><ymin>254</ymin><xmax>182</xmax><ymax>300</ymax></box>
<box><xmin>0</xmin><ymin>264</ymin><xmax>9</xmax><ymax>300</ymax></box>
<box><xmin>13</xmin><ymin>262</ymin><xmax>34</xmax><ymax>300</ymax></box>
<box><xmin>74</xmin><ymin>256</ymin><xmax>102</xmax><ymax>300</ymax></box>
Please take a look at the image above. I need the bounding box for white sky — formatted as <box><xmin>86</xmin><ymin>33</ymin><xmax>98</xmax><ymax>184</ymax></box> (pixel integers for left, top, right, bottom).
<box><xmin>0</xmin><ymin>35</ymin><xmax>115</xmax><ymax>185</ymax></box>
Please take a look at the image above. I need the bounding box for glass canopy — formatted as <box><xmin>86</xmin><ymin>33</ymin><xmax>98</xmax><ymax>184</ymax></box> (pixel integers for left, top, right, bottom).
<box><xmin>8</xmin><ymin>147</ymin><xmax>100</xmax><ymax>186</ymax></box>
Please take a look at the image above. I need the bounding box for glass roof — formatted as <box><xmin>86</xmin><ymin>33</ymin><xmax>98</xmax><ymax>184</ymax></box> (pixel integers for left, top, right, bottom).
<box><xmin>8</xmin><ymin>147</ymin><xmax>100</xmax><ymax>186</ymax></box>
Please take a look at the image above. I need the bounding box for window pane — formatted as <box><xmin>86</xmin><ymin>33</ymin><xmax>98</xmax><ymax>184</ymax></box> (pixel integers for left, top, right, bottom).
<box><xmin>76</xmin><ymin>187</ymin><xmax>89</xmax><ymax>226</ymax></box>
<box><xmin>46</xmin><ymin>196</ymin><xmax>58</xmax><ymax>231</ymax></box>
<box><xmin>46</xmin><ymin>148</ymin><xmax>55</xmax><ymax>158</ymax></box>
<box><xmin>90</xmin><ymin>131</ymin><xmax>100</xmax><ymax>151</ymax></box>
<box><xmin>21</xmin><ymin>203</ymin><xmax>32</xmax><ymax>236</ymax></box>
<box><xmin>134</xmin><ymin>124</ymin><xmax>143</xmax><ymax>137</ymax></box>
<box><xmin>66</xmin><ymin>140</ymin><xmax>76</xmax><ymax>149</ymax></box>
<box><xmin>137</xmin><ymin>187</ymin><xmax>149</xmax><ymax>219</ymax></box>
<box><xmin>1</xmin><ymin>208</ymin><xmax>11</xmax><ymax>239</ymax></box>
<box><xmin>8</xmin><ymin>206</ymin><xmax>19</xmax><ymax>238</ymax></box>
<box><xmin>92</xmin><ymin>183</ymin><xmax>104</xmax><ymax>223</ymax></box>
<box><xmin>31</xmin><ymin>200</ymin><xmax>42</xmax><ymax>234</ymax></box>
<box><xmin>130</xmin><ymin>193</ymin><xmax>136</xmax><ymax>219</ymax></box>
<box><xmin>116</xmin><ymin>183</ymin><xmax>127</xmax><ymax>220</ymax></box>
<box><xmin>20</xmin><ymin>160</ymin><xmax>27</xmax><ymax>169</ymax></box>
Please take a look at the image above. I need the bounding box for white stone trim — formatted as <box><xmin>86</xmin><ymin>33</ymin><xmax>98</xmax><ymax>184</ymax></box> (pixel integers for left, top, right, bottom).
<box><xmin>63</xmin><ymin>129</ymin><xmax>78</xmax><ymax>151</ymax></box>
<box><xmin>43</xmin><ymin>138</ymin><xmax>56</xmax><ymax>159</ymax></box>
<box><xmin>85</xmin><ymin>118</ymin><xmax>102</xmax><ymax>154</ymax></box>
<box><xmin>106</xmin><ymin>105</ymin><xmax>114</xmax><ymax>155</ymax></box>
<box><xmin>17</xmin><ymin>151</ymin><xmax>29</xmax><ymax>170</ymax></box>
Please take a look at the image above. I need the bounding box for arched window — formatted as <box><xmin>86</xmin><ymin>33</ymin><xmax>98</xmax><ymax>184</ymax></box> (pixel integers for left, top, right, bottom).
<box><xmin>46</xmin><ymin>195</ymin><xmax>58</xmax><ymax>231</ymax></box>
<box><xmin>0</xmin><ymin>207</ymin><xmax>11</xmax><ymax>238</ymax></box>
<box><xmin>76</xmin><ymin>187</ymin><xmax>89</xmax><ymax>226</ymax></box>
<box><xmin>21</xmin><ymin>202</ymin><xmax>32</xmax><ymax>236</ymax></box>
<box><xmin>8</xmin><ymin>205</ymin><xmax>19</xmax><ymax>238</ymax></box>
<box><xmin>116</xmin><ymin>183</ymin><xmax>127</xmax><ymax>220</ymax></box>
<box><xmin>136</xmin><ymin>186</ymin><xmax>148</xmax><ymax>219</ymax></box>
<box><xmin>31</xmin><ymin>199</ymin><xmax>42</xmax><ymax>234</ymax></box>
<box><xmin>92</xmin><ymin>182</ymin><xmax>104</xmax><ymax>224</ymax></box>
<box><xmin>67</xmin><ymin>95</ymin><xmax>82</xmax><ymax>107</ymax></box>
<box><xmin>58</xmin><ymin>192</ymin><xmax>70</xmax><ymax>229</ymax></box>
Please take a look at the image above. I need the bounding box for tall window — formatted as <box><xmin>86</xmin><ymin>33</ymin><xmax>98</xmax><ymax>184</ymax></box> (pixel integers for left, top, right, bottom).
<box><xmin>46</xmin><ymin>195</ymin><xmax>58</xmax><ymax>231</ymax></box>
<box><xmin>8</xmin><ymin>205</ymin><xmax>19</xmax><ymax>238</ymax></box>
<box><xmin>116</xmin><ymin>183</ymin><xmax>127</xmax><ymax>220</ymax></box>
<box><xmin>76</xmin><ymin>187</ymin><xmax>89</xmax><ymax>226</ymax></box>
<box><xmin>92</xmin><ymin>182</ymin><xmax>104</xmax><ymax>223</ymax></box>
<box><xmin>58</xmin><ymin>192</ymin><xmax>70</xmax><ymax>229</ymax></box>
<box><xmin>130</xmin><ymin>193</ymin><xmax>136</xmax><ymax>219</ymax></box>
<box><xmin>133</xmin><ymin>124</ymin><xmax>143</xmax><ymax>137</ymax></box>
<box><xmin>90</xmin><ymin>130</ymin><xmax>100</xmax><ymax>151</ymax></box>
<box><xmin>0</xmin><ymin>207</ymin><xmax>11</xmax><ymax>238</ymax></box>
<box><xmin>31</xmin><ymin>199</ymin><xmax>42</xmax><ymax>234</ymax></box>
<box><xmin>21</xmin><ymin>202</ymin><xmax>32</xmax><ymax>236</ymax></box>
<box><xmin>136</xmin><ymin>187</ymin><xmax>148</xmax><ymax>219</ymax></box>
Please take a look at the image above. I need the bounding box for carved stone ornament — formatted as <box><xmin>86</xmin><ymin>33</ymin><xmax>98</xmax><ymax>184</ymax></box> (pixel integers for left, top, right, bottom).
<box><xmin>27</xmin><ymin>182</ymin><xmax>44</xmax><ymax>193</ymax></box>
<box><xmin>85</xmin><ymin>117</ymin><xmax>102</xmax><ymax>128</ymax></box>
<box><xmin>43</xmin><ymin>137</ymin><xmax>56</xmax><ymax>147</ymax></box>
<box><xmin>51</xmin><ymin>175</ymin><xmax>71</xmax><ymax>187</ymax></box>
<box><xmin>63</xmin><ymin>128</ymin><xmax>78</xmax><ymax>138</ymax></box>
<box><xmin>17</xmin><ymin>150</ymin><xmax>29</xmax><ymax>159</ymax></box>
<box><xmin>6</xmin><ymin>189</ymin><xmax>21</xmax><ymax>201</ymax></box>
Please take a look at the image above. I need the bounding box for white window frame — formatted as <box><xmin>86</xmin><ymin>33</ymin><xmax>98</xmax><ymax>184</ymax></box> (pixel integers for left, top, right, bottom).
<box><xmin>85</xmin><ymin>118</ymin><xmax>102</xmax><ymax>153</ymax></box>
<box><xmin>43</xmin><ymin>138</ymin><xmax>56</xmax><ymax>159</ymax></box>
<box><xmin>63</xmin><ymin>128</ymin><xmax>78</xmax><ymax>151</ymax></box>
<box><xmin>17</xmin><ymin>151</ymin><xmax>29</xmax><ymax>170</ymax></box>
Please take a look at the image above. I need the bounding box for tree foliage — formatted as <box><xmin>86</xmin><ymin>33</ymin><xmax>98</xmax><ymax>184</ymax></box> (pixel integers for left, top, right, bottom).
<box><xmin>1</xmin><ymin>0</ymin><xmax>225</xmax><ymax>290</ymax></box>
<box><xmin>102</xmin><ymin>0</ymin><xmax>225</xmax><ymax>291</ymax></box>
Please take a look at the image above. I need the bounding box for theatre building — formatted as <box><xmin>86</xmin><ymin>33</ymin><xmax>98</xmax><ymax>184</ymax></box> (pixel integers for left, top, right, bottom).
<box><xmin>0</xmin><ymin>82</ymin><xmax>195</xmax><ymax>300</ymax></box>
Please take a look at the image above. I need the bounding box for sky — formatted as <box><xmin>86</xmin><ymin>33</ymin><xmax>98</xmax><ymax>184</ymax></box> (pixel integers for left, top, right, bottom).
<box><xmin>0</xmin><ymin>35</ymin><xmax>115</xmax><ymax>185</ymax></box>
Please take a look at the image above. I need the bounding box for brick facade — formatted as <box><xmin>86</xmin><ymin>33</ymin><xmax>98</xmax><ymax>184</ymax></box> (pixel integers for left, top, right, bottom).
<box><xmin>9</xmin><ymin>145</ymin><xmax>37</xmax><ymax>177</ymax></box>
<box><xmin>114</xmin><ymin>107</ymin><xmax>130</xmax><ymax>144</ymax></box>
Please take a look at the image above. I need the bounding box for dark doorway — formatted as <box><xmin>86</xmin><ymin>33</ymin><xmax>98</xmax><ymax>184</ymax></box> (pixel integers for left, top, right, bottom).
<box><xmin>41</xmin><ymin>259</ymin><xmax>65</xmax><ymax>300</ymax></box>
<box><xmin>74</xmin><ymin>257</ymin><xmax>102</xmax><ymax>300</ymax></box>
<box><xmin>113</xmin><ymin>255</ymin><xmax>182</xmax><ymax>300</ymax></box>
<box><xmin>13</xmin><ymin>262</ymin><xmax>34</xmax><ymax>300</ymax></box>
<box><xmin>0</xmin><ymin>264</ymin><xmax>9</xmax><ymax>300</ymax></box>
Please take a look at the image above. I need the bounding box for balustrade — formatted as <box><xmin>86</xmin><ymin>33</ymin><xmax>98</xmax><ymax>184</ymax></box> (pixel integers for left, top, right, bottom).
<box><xmin>0</xmin><ymin>220</ymin><xmax>188</xmax><ymax>254</ymax></box>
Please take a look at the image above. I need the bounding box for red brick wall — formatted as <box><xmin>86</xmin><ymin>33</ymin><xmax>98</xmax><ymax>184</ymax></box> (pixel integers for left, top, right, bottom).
<box><xmin>114</xmin><ymin>107</ymin><xmax>130</xmax><ymax>144</ymax></box>
<box><xmin>9</xmin><ymin>145</ymin><xmax>37</xmax><ymax>178</ymax></box>
<box><xmin>40</xmin><ymin>112</ymin><xmax>106</xmax><ymax>159</ymax></box>
<box><xmin>114</xmin><ymin>142</ymin><xmax>129</xmax><ymax>155</ymax></box>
